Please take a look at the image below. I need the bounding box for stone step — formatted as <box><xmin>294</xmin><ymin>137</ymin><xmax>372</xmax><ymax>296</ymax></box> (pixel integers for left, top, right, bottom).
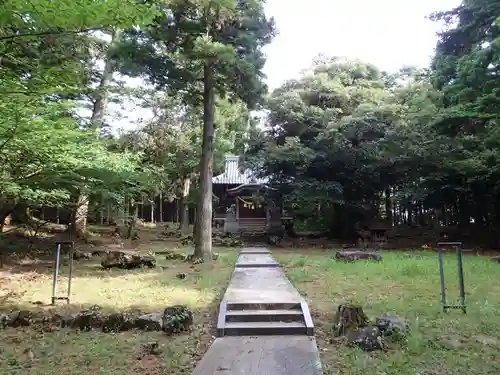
<box><xmin>226</xmin><ymin>302</ymin><xmax>302</xmax><ymax>311</ymax></box>
<box><xmin>224</xmin><ymin>321</ymin><xmax>308</xmax><ymax>336</ymax></box>
<box><xmin>235</xmin><ymin>253</ymin><xmax>280</xmax><ymax>268</ymax></box>
<box><xmin>235</xmin><ymin>263</ymin><xmax>280</xmax><ymax>268</ymax></box>
<box><xmin>240</xmin><ymin>248</ymin><xmax>270</xmax><ymax>254</ymax></box>
<box><xmin>225</xmin><ymin>309</ymin><xmax>304</xmax><ymax>323</ymax></box>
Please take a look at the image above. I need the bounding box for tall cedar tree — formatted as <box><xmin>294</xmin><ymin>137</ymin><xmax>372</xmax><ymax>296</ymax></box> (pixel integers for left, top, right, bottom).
<box><xmin>115</xmin><ymin>0</ymin><xmax>276</xmax><ymax>260</ymax></box>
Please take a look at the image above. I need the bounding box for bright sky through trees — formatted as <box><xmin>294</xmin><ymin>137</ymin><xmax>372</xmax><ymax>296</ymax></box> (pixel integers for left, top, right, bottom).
<box><xmin>112</xmin><ymin>0</ymin><xmax>462</xmax><ymax>131</ymax></box>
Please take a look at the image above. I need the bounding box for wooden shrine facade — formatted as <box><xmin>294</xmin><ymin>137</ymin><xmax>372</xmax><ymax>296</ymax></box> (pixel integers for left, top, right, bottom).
<box><xmin>212</xmin><ymin>155</ymin><xmax>288</xmax><ymax>234</ymax></box>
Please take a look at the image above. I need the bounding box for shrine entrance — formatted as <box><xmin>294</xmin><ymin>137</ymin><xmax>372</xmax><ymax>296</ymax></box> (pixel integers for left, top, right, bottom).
<box><xmin>236</xmin><ymin>196</ymin><xmax>266</xmax><ymax>220</ymax></box>
<box><xmin>222</xmin><ymin>183</ymin><xmax>272</xmax><ymax>234</ymax></box>
<box><xmin>211</xmin><ymin>155</ymin><xmax>287</xmax><ymax>235</ymax></box>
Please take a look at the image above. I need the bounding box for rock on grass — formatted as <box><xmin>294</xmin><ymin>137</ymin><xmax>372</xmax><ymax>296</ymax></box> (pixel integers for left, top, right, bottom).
<box><xmin>162</xmin><ymin>305</ymin><xmax>193</xmax><ymax>335</ymax></box>
<box><xmin>102</xmin><ymin>312</ymin><xmax>137</xmax><ymax>333</ymax></box>
<box><xmin>72</xmin><ymin>308</ymin><xmax>105</xmax><ymax>331</ymax></box>
<box><xmin>375</xmin><ymin>315</ymin><xmax>408</xmax><ymax>333</ymax></box>
<box><xmin>1</xmin><ymin>305</ymin><xmax>194</xmax><ymax>336</ymax></box>
<box><xmin>135</xmin><ymin>313</ymin><xmax>164</xmax><ymax>331</ymax></box>
<box><xmin>375</xmin><ymin>315</ymin><xmax>409</xmax><ymax>344</ymax></box>
<box><xmin>334</xmin><ymin>250</ymin><xmax>382</xmax><ymax>262</ymax></box>
<box><xmin>347</xmin><ymin>326</ymin><xmax>384</xmax><ymax>351</ymax></box>
<box><xmin>101</xmin><ymin>251</ymin><xmax>156</xmax><ymax>270</ymax></box>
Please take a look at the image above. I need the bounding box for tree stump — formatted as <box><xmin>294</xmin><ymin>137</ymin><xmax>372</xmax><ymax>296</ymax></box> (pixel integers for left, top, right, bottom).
<box><xmin>333</xmin><ymin>304</ymin><xmax>369</xmax><ymax>336</ymax></box>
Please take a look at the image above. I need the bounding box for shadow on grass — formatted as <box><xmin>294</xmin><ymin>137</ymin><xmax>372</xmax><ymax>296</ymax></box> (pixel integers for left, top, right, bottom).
<box><xmin>0</xmin><ymin>223</ymin><xmax>178</xmax><ymax>268</ymax></box>
<box><xmin>0</xmin><ymin>249</ymin><xmax>238</xmax><ymax>375</ymax></box>
<box><xmin>1</xmin><ymin>245</ymin><xmax>239</xmax><ymax>282</ymax></box>
<box><xmin>1</xmin><ymin>249</ymin><xmax>238</xmax><ymax>308</ymax></box>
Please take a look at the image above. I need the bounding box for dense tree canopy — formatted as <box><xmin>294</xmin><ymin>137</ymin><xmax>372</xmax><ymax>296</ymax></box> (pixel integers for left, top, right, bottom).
<box><xmin>0</xmin><ymin>0</ymin><xmax>159</xmax><ymax>228</ymax></box>
<box><xmin>1</xmin><ymin>0</ymin><xmax>500</xmax><ymax>253</ymax></box>
<box><xmin>245</xmin><ymin>0</ymin><xmax>500</xmax><ymax>246</ymax></box>
<box><xmin>0</xmin><ymin>0</ymin><xmax>274</xmax><ymax>259</ymax></box>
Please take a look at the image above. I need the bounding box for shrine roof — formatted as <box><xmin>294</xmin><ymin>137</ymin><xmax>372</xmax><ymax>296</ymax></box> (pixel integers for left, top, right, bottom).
<box><xmin>212</xmin><ymin>155</ymin><xmax>268</xmax><ymax>185</ymax></box>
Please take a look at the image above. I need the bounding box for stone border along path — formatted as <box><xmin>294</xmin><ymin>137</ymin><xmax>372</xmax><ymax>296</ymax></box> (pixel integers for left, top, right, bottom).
<box><xmin>191</xmin><ymin>247</ymin><xmax>323</xmax><ymax>375</ymax></box>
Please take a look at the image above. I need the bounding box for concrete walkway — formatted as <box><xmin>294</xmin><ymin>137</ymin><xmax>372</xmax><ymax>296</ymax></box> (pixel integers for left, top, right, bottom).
<box><xmin>191</xmin><ymin>248</ymin><xmax>323</xmax><ymax>375</ymax></box>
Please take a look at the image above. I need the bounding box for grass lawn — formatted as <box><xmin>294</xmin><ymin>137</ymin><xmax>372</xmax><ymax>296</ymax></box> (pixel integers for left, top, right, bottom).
<box><xmin>0</xmin><ymin>242</ymin><xmax>238</xmax><ymax>375</ymax></box>
<box><xmin>274</xmin><ymin>249</ymin><xmax>500</xmax><ymax>375</ymax></box>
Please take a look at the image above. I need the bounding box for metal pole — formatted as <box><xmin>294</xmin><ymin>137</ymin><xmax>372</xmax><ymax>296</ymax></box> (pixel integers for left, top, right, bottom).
<box><xmin>438</xmin><ymin>248</ymin><xmax>447</xmax><ymax>312</ymax></box>
<box><xmin>456</xmin><ymin>248</ymin><xmax>466</xmax><ymax>313</ymax></box>
<box><xmin>67</xmin><ymin>242</ymin><xmax>74</xmax><ymax>304</ymax></box>
<box><xmin>51</xmin><ymin>243</ymin><xmax>61</xmax><ymax>305</ymax></box>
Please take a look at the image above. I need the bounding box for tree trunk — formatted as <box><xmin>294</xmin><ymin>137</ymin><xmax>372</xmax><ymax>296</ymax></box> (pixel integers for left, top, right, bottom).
<box><xmin>179</xmin><ymin>197</ymin><xmax>190</xmax><ymax>231</ymax></box>
<box><xmin>74</xmin><ymin>29</ymin><xmax>120</xmax><ymax>236</ymax></box>
<box><xmin>0</xmin><ymin>214</ymin><xmax>10</xmax><ymax>232</ymax></box>
<box><xmin>0</xmin><ymin>203</ymin><xmax>12</xmax><ymax>267</ymax></box>
<box><xmin>107</xmin><ymin>204</ymin><xmax>111</xmax><ymax>224</ymax></box>
<box><xmin>0</xmin><ymin>210</ymin><xmax>15</xmax><ymax>233</ymax></box>
<box><xmin>159</xmin><ymin>192</ymin><xmax>163</xmax><ymax>223</ymax></box>
<box><xmin>179</xmin><ymin>178</ymin><xmax>191</xmax><ymax>231</ymax></box>
<box><xmin>100</xmin><ymin>196</ymin><xmax>105</xmax><ymax>225</ymax></box>
<box><xmin>73</xmin><ymin>194</ymin><xmax>89</xmax><ymax>236</ymax></box>
<box><xmin>333</xmin><ymin>303</ymin><xmax>369</xmax><ymax>336</ymax></box>
<box><xmin>126</xmin><ymin>199</ymin><xmax>139</xmax><ymax>239</ymax></box>
<box><xmin>194</xmin><ymin>60</ymin><xmax>215</xmax><ymax>261</ymax></box>
<box><xmin>0</xmin><ymin>199</ymin><xmax>18</xmax><ymax>233</ymax></box>
<box><xmin>192</xmin><ymin>205</ymin><xmax>197</xmax><ymax>239</ymax></box>
<box><xmin>149</xmin><ymin>198</ymin><xmax>155</xmax><ymax>223</ymax></box>
<box><xmin>137</xmin><ymin>197</ymin><xmax>142</xmax><ymax>220</ymax></box>
<box><xmin>384</xmin><ymin>187</ymin><xmax>392</xmax><ymax>226</ymax></box>
<box><xmin>0</xmin><ymin>208</ymin><xmax>14</xmax><ymax>232</ymax></box>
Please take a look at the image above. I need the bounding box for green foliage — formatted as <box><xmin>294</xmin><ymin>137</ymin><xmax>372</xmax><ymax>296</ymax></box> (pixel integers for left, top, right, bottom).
<box><xmin>116</xmin><ymin>0</ymin><xmax>276</xmax><ymax>108</ymax></box>
<box><xmin>0</xmin><ymin>0</ymin><xmax>160</xmax><ymax>218</ymax></box>
<box><xmin>248</xmin><ymin>12</ymin><xmax>500</xmax><ymax>243</ymax></box>
<box><xmin>0</xmin><ymin>0</ymin><xmax>159</xmax><ymax>35</ymax></box>
<box><xmin>120</xmin><ymin>92</ymin><xmax>253</xmax><ymax>205</ymax></box>
<box><xmin>247</xmin><ymin>58</ymin><xmax>427</xmax><ymax>234</ymax></box>
<box><xmin>2</xmin><ymin>0</ymin><xmax>499</xmax><ymax>249</ymax></box>
<box><xmin>0</xmin><ymin>0</ymin><xmax>268</xmax><ymax>235</ymax></box>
